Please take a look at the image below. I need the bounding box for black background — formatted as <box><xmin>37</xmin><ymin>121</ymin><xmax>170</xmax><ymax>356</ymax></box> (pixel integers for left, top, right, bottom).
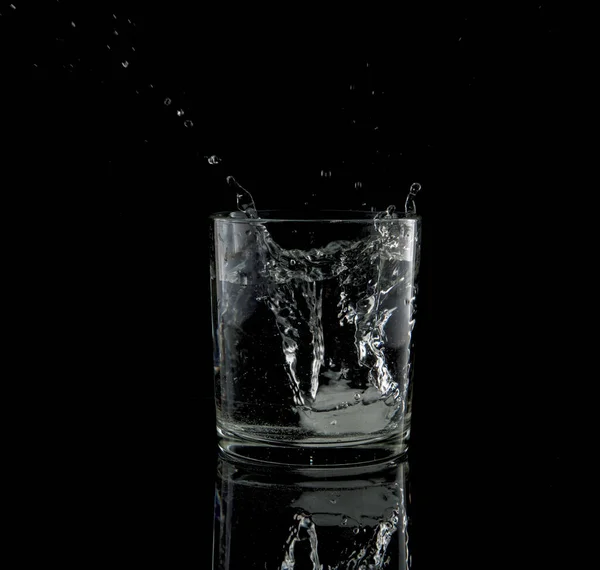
<box><xmin>4</xmin><ymin>1</ymin><xmax>578</xmax><ymax>567</ymax></box>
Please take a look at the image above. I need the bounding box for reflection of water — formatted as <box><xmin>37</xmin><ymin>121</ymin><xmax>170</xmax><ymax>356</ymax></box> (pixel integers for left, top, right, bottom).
<box><xmin>213</xmin><ymin>454</ymin><xmax>411</xmax><ymax>569</ymax></box>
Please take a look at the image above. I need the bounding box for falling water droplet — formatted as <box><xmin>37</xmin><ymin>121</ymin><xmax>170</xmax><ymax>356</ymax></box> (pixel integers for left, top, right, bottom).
<box><xmin>354</xmin><ymin>181</ymin><xmax>362</xmax><ymax>189</ymax></box>
<box><xmin>164</xmin><ymin>97</ymin><xmax>171</xmax><ymax>106</ymax></box>
<box><xmin>121</xmin><ymin>61</ymin><xmax>129</xmax><ymax>68</ymax></box>
<box><xmin>349</xmin><ymin>84</ymin><xmax>355</xmax><ymax>90</ymax></box>
<box><xmin>353</xmin><ymin>528</ymin><xmax>360</xmax><ymax>535</ymax></box>
<box><xmin>330</xmin><ymin>419</ymin><xmax>337</xmax><ymax>425</ymax></box>
<box><xmin>131</xmin><ymin>46</ymin><xmax>135</xmax><ymax>51</ymax></box>
<box><xmin>183</xmin><ymin>119</ymin><xmax>193</xmax><ymax>128</ymax></box>
<box><xmin>10</xmin><ymin>4</ymin><xmax>16</xmax><ymax>9</ymax></box>
<box><xmin>354</xmin><ymin>392</ymin><xmax>362</xmax><ymax>401</ymax></box>
<box><xmin>177</xmin><ymin>109</ymin><xmax>184</xmax><ymax>117</ymax></box>
<box><xmin>113</xmin><ymin>14</ymin><xmax>117</xmax><ymax>19</ymax></box>
<box><xmin>71</xmin><ymin>21</ymin><xmax>76</xmax><ymax>27</ymax></box>
<box><xmin>107</xmin><ymin>45</ymin><xmax>111</xmax><ymax>49</ymax></box>
<box><xmin>404</xmin><ymin>182</ymin><xmax>422</xmax><ymax>215</ymax></box>
<box><xmin>206</xmin><ymin>155</ymin><xmax>221</xmax><ymax>165</ymax></box>
<box><xmin>113</xmin><ymin>29</ymin><xmax>118</xmax><ymax>35</ymax></box>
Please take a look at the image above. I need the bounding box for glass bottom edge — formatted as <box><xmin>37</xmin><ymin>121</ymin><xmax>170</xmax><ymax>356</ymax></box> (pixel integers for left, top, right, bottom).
<box><xmin>217</xmin><ymin>426</ymin><xmax>409</xmax><ymax>469</ymax></box>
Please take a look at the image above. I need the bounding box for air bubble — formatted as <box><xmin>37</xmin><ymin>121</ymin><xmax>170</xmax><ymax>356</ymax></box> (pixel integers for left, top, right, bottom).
<box><xmin>183</xmin><ymin>119</ymin><xmax>193</xmax><ymax>127</ymax></box>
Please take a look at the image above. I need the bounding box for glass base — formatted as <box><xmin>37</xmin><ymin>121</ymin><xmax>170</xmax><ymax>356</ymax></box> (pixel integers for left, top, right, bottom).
<box><xmin>217</xmin><ymin>425</ymin><xmax>408</xmax><ymax>469</ymax></box>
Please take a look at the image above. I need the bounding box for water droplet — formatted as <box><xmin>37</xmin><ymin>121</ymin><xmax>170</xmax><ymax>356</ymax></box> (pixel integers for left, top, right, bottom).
<box><xmin>71</xmin><ymin>21</ymin><xmax>76</xmax><ymax>27</ymax></box>
<box><xmin>183</xmin><ymin>119</ymin><xmax>193</xmax><ymax>128</ymax></box>
<box><xmin>349</xmin><ymin>84</ymin><xmax>355</xmax><ymax>90</ymax></box>
<box><xmin>106</xmin><ymin>45</ymin><xmax>111</xmax><ymax>50</ymax></box>
<box><xmin>304</xmin><ymin>202</ymin><xmax>309</xmax><ymax>205</ymax></box>
<box><xmin>177</xmin><ymin>109</ymin><xmax>184</xmax><ymax>117</ymax></box>
<box><xmin>404</xmin><ymin>182</ymin><xmax>422</xmax><ymax>215</ymax></box>
<box><xmin>330</xmin><ymin>419</ymin><xmax>337</xmax><ymax>425</ymax></box>
<box><xmin>113</xmin><ymin>29</ymin><xmax>118</xmax><ymax>35</ymax></box>
<box><xmin>131</xmin><ymin>46</ymin><xmax>135</xmax><ymax>51</ymax></box>
<box><xmin>113</xmin><ymin>14</ymin><xmax>117</xmax><ymax>19</ymax></box>
<box><xmin>353</xmin><ymin>528</ymin><xmax>360</xmax><ymax>535</ymax></box>
<box><xmin>121</xmin><ymin>61</ymin><xmax>129</xmax><ymax>68</ymax></box>
<box><xmin>164</xmin><ymin>97</ymin><xmax>171</xmax><ymax>106</ymax></box>
<box><xmin>329</xmin><ymin>498</ymin><xmax>337</xmax><ymax>504</ymax></box>
<box><xmin>341</xmin><ymin>517</ymin><xmax>348</xmax><ymax>526</ymax></box>
<box><xmin>10</xmin><ymin>4</ymin><xmax>16</xmax><ymax>9</ymax></box>
<box><xmin>361</xmin><ymin>202</ymin><xmax>367</xmax><ymax>206</ymax></box>
<box><xmin>354</xmin><ymin>181</ymin><xmax>362</xmax><ymax>189</ymax></box>
<box><xmin>289</xmin><ymin>259</ymin><xmax>296</xmax><ymax>266</ymax></box>
<box><xmin>206</xmin><ymin>155</ymin><xmax>221</xmax><ymax>165</ymax></box>
<box><xmin>354</xmin><ymin>392</ymin><xmax>362</xmax><ymax>401</ymax></box>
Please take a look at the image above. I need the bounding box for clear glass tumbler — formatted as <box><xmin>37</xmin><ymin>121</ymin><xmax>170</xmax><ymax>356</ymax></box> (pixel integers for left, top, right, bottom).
<box><xmin>209</xmin><ymin>210</ymin><xmax>421</xmax><ymax>466</ymax></box>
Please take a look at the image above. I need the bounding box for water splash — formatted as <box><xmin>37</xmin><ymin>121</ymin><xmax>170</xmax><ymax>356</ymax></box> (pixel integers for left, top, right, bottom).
<box><xmin>280</xmin><ymin>512</ymin><xmax>322</xmax><ymax>570</ymax></box>
<box><xmin>404</xmin><ymin>182</ymin><xmax>421</xmax><ymax>215</ymax></box>
<box><xmin>227</xmin><ymin>176</ymin><xmax>258</xmax><ymax>218</ymax></box>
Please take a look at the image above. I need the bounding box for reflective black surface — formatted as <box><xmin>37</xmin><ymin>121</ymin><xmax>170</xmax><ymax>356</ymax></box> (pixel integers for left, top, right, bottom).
<box><xmin>10</xmin><ymin>2</ymin><xmax>573</xmax><ymax>567</ymax></box>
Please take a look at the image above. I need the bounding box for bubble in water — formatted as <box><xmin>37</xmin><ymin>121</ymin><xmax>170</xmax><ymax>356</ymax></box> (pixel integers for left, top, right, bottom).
<box><xmin>177</xmin><ymin>109</ymin><xmax>184</xmax><ymax>117</ymax></box>
<box><xmin>404</xmin><ymin>182</ymin><xmax>422</xmax><ymax>215</ymax></box>
<box><xmin>164</xmin><ymin>97</ymin><xmax>171</xmax><ymax>106</ymax></box>
<box><xmin>121</xmin><ymin>61</ymin><xmax>129</xmax><ymax>68</ymax></box>
<box><xmin>183</xmin><ymin>120</ymin><xmax>193</xmax><ymax>127</ymax></box>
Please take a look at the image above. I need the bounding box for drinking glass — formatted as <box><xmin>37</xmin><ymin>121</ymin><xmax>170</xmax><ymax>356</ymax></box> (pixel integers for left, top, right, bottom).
<box><xmin>210</xmin><ymin>209</ymin><xmax>421</xmax><ymax>466</ymax></box>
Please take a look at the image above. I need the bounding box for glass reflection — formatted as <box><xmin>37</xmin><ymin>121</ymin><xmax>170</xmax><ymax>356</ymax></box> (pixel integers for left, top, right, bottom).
<box><xmin>213</xmin><ymin>455</ymin><xmax>411</xmax><ymax>569</ymax></box>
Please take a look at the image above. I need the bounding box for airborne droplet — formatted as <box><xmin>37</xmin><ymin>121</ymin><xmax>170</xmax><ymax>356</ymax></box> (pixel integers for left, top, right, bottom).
<box><xmin>183</xmin><ymin>119</ymin><xmax>193</xmax><ymax>128</ymax></box>
<box><xmin>177</xmin><ymin>109</ymin><xmax>184</xmax><ymax>117</ymax></box>
<box><xmin>164</xmin><ymin>97</ymin><xmax>171</xmax><ymax>106</ymax></box>
<box><xmin>121</xmin><ymin>61</ymin><xmax>129</xmax><ymax>68</ymax></box>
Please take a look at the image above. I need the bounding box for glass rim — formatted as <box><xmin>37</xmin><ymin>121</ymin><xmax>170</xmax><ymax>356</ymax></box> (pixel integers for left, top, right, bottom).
<box><xmin>210</xmin><ymin>209</ymin><xmax>421</xmax><ymax>223</ymax></box>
